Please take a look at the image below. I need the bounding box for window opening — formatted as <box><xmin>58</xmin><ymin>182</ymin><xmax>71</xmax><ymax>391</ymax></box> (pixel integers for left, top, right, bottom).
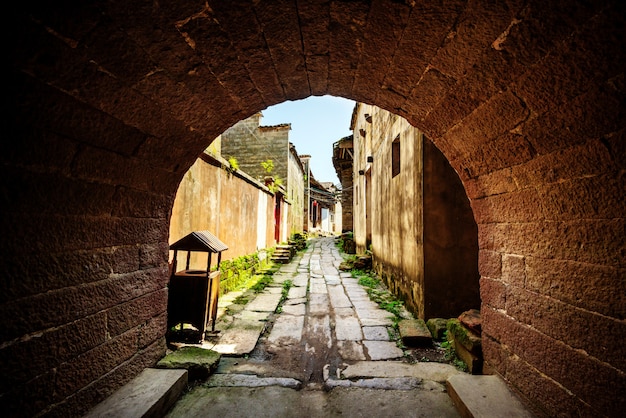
<box><xmin>392</xmin><ymin>135</ymin><xmax>401</xmax><ymax>177</ymax></box>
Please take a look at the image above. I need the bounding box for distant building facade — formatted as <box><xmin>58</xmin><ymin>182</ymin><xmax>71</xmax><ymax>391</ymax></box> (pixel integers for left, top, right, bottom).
<box><xmin>332</xmin><ymin>135</ymin><xmax>354</xmax><ymax>232</ymax></box>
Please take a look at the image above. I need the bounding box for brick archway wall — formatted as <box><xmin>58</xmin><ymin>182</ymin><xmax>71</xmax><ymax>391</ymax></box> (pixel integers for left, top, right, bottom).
<box><xmin>4</xmin><ymin>1</ymin><xmax>625</xmax><ymax>416</ymax></box>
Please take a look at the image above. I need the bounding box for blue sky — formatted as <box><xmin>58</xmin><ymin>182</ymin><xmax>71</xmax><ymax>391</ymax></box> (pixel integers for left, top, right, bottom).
<box><xmin>259</xmin><ymin>95</ymin><xmax>355</xmax><ymax>186</ymax></box>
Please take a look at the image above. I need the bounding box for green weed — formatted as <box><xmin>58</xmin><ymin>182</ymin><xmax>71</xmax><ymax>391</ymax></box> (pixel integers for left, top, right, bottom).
<box><xmin>251</xmin><ymin>275</ymin><xmax>273</xmax><ymax>293</ymax></box>
<box><xmin>233</xmin><ymin>295</ymin><xmax>249</xmax><ymax>305</ymax></box>
<box><xmin>441</xmin><ymin>332</ymin><xmax>469</xmax><ymax>372</ymax></box>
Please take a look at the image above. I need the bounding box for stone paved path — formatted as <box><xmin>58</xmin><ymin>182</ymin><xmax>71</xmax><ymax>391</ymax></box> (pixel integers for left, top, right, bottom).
<box><xmin>167</xmin><ymin>237</ymin><xmax>461</xmax><ymax>417</ymax></box>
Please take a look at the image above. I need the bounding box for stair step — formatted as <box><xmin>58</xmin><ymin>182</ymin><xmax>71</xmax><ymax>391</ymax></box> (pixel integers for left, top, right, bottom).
<box><xmin>447</xmin><ymin>374</ymin><xmax>535</xmax><ymax>418</ymax></box>
<box><xmin>84</xmin><ymin>368</ymin><xmax>187</xmax><ymax>418</ymax></box>
<box><xmin>398</xmin><ymin>319</ymin><xmax>432</xmax><ymax>346</ymax></box>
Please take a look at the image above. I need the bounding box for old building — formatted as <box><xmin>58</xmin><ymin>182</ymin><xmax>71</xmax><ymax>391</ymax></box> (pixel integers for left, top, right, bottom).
<box><xmin>332</xmin><ymin>135</ymin><xmax>354</xmax><ymax>233</ymax></box>
<box><xmin>309</xmin><ymin>178</ymin><xmax>341</xmax><ymax>235</ymax></box>
<box><xmin>5</xmin><ymin>2</ymin><xmax>625</xmax><ymax>416</ymax></box>
<box><xmin>221</xmin><ymin>113</ymin><xmax>305</xmax><ymax>241</ymax></box>
<box><xmin>351</xmin><ymin>103</ymin><xmax>480</xmax><ymax>319</ymax></box>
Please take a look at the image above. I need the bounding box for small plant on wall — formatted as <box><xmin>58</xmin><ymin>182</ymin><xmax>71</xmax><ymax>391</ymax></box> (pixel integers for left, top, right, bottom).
<box><xmin>261</xmin><ymin>159</ymin><xmax>274</xmax><ymax>175</ymax></box>
<box><xmin>261</xmin><ymin>159</ymin><xmax>283</xmax><ymax>193</ymax></box>
<box><xmin>227</xmin><ymin>156</ymin><xmax>239</xmax><ymax>175</ymax></box>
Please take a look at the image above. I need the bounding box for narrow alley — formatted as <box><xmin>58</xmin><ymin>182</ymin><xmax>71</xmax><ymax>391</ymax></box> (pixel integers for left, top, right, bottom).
<box><xmin>166</xmin><ymin>237</ymin><xmax>462</xmax><ymax>417</ymax></box>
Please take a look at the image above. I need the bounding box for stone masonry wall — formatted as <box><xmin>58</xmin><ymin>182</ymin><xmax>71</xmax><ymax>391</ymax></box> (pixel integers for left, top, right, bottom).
<box><xmin>5</xmin><ymin>1</ymin><xmax>625</xmax><ymax>416</ymax></box>
<box><xmin>221</xmin><ymin>115</ymin><xmax>290</xmax><ymax>184</ymax></box>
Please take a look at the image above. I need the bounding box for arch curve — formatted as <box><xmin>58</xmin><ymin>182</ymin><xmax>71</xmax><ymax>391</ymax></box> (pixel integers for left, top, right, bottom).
<box><xmin>5</xmin><ymin>1</ymin><xmax>625</xmax><ymax>416</ymax></box>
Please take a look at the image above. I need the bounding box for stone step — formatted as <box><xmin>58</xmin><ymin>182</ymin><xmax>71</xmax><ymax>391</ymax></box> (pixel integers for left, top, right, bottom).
<box><xmin>84</xmin><ymin>368</ymin><xmax>187</xmax><ymax>418</ymax></box>
<box><xmin>447</xmin><ymin>319</ymin><xmax>481</xmax><ymax>353</ymax></box>
<box><xmin>398</xmin><ymin>319</ymin><xmax>432</xmax><ymax>346</ymax></box>
<box><xmin>271</xmin><ymin>257</ymin><xmax>292</xmax><ymax>264</ymax></box>
<box><xmin>156</xmin><ymin>346</ymin><xmax>221</xmax><ymax>381</ymax></box>
<box><xmin>447</xmin><ymin>374</ymin><xmax>535</xmax><ymax>418</ymax></box>
<box><xmin>272</xmin><ymin>254</ymin><xmax>292</xmax><ymax>259</ymax></box>
<box><xmin>449</xmin><ymin>340</ymin><xmax>483</xmax><ymax>375</ymax></box>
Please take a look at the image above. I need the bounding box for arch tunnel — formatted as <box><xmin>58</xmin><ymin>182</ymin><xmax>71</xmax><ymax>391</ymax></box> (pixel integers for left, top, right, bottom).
<box><xmin>3</xmin><ymin>1</ymin><xmax>625</xmax><ymax>416</ymax></box>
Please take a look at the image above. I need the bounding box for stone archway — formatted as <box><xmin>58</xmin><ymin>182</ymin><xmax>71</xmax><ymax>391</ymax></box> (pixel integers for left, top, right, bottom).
<box><xmin>4</xmin><ymin>1</ymin><xmax>625</xmax><ymax>416</ymax></box>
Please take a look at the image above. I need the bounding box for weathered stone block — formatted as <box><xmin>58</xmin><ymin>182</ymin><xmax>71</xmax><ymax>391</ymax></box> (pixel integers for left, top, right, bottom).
<box><xmin>458</xmin><ymin>309</ymin><xmax>482</xmax><ymax>333</ymax></box>
<box><xmin>157</xmin><ymin>346</ymin><xmax>221</xmax><ymax>381</ymax></box>
<box><xmin>451</xmin><ymin>339</ymin><xmax>483</xmax><ymax>375</ymax></box>
<box><xmin>353</xmin><ymin>255</ymin><xmax>371</xmax><ymax>270</ymax></box>
<box><xmin>55</xmin><ymin>328</ymin><xmax>140</xmax><ymax>398</ymax></box>
<box><xmin>524</xmin><ymin>256</ymin><xmax>625</xmax><ymax>319</ymax></box>
<box><xmin>447</xmin><ymin>318</ymin><xmax>481</xmax><ymax>353</ymax></box>
<box><xmin>501</xmin><ymin>254</ymin><xmax>525</xmax><ymax>287</ymax></box>
<box><xmin>398</xmin><ymin>319</ymin><xmax>432</xmax><ymax>346</ymax></box>
<box><xmin>426</xmin><ymin>318</ymin><xmax>448</xmax><ymax>340</ymax></box>
<box><xmin>480</xmin><ymin>277</ymin><xmax>507</xmax><ymax>310</ymax></box>
<box><xmin>481</xmin><ymin>307</ymin><xmax>626</xmax><ymax>416</ymax></box>
<box><xmin>138</xmin><ymin>312</ymin><xmax>168</xmax><ymax>349</ymax></box>
<box><xmin>478</xmin><ymin>249</ymin><xmax>502</xmax><ymax>279</ymax></box>
<box><xmin>84</xmin><ymin>368</ymin><xmax>188</xmax><ymax>418</ymax></box>
<box><xmin>107</xmin><ymin>289</ymin><xmax>168</xmax><ymax>337</ymax></box>
<box><xmin>504</xmin><ymin>286</ymin><xmax>626</xmax><ymax>371</ymax></box>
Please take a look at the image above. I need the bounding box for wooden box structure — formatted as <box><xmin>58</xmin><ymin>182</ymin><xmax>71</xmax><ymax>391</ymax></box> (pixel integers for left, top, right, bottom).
<box><xmin>167</xmin><ymin>230</ymin><xmax>228</xmax><ymax>341</ymax></box>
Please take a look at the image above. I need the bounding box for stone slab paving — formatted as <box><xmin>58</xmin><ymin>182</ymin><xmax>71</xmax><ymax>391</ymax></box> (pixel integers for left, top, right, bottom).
<box><xmin>356</xmin><ymin>308</ymin><xmax>395</xmax><ymax>327</ymax></box>
<box><xmin>363</xmin><ymin>340</ymin><xmax>404</xmax><ymax>360</ymax></box>
<box><xmin>285</xmin><ymin>297</ymin><xmax>307</xmax><ymax>305</ymax></box>
<box><xmin>325</xmin><ymin>275</ymin><xmax>341</xmax><ymax>285</ymax></box>
<box><xmin>292</xmin><ymin>274</ymin><xmax>309</xmax><ymax>287</ymax></box>
<box><xmin>271</xmin><ymin>273</ymin><xmax>294</xmax><ymax>285</ymax></box>
<box><xmin>342</xmin><ymin>361</ymin><xmax>460</xmax><ymax>383</ymax></box>
<box><xmin>308</xmin><ymin>293</ymin><xmax>330</xmax><ymax>315</ymax></box>
<box><xmin>246</xmin><ymin>292</ymin><xmax>282</xmax><ymax>312</ymax></box>
<box><xmin>207</xmin><ymin>373</ymin><xmax>302</xmax><ymax>389</ymax></box>
<box><xmin>337</xmin><ymin>340</ymin><xmax>366</xmax><ymax>361</ymax></box>
<box><xmin>281</xmin><ymin>303</ymin><xmax>306</xmax><ymax>316</ymax></box>
<box><xmin>327</xmin><ymin>285</ymin><xmax>352</xmax><ymax>308</ymax></box>
<box><xmin>309</xmin><ymin>277</ymin><xmax>327</xmax><ymax>293</ymax></box>
<box><xmin>235</xmin><ymin>310</ymin><xmax>271</xmax><ymax>322</ymax></box>
<box><xmin>344</xmin><ymin>286</ymin><xmax>369</xmax><ymax>300</ymax></box>
<box><xmin>334</xmin><ymin>315</ymin><xmax>363</xmax><ymax>341</ymax></box>
<box><xmin>325</xmin><ymin>376</ymin><xmax>423</xmax><ymax>390</ymax></box>
<box><xmin>362</xmin><ymin>326</ymin><xmax>390</xmax><ymax>341</ymax></box>
<box><xmin>447</xmin><ymin>374</ymin><xmax>535</xmax><ymax>418</ymax></box>
<box><xmin>267</xmin><ymin>314</ymin><xmax>305</xmax><ymax>346</ymax></box>
<box><xmin>288</xmin><ymin>285</ymin><xmax>307</xmax><ymax>299</ymax></box>
<box><xmin>167</xmin><ymin>386</ymin><xmax>461</xmax><ymax>418</ymax></box>
<box><xmin>279</xmin><ymin>264</ymin><xmax>299</xmax><ymax>273</ymax></box>
<box><xmin>305</xmin><ymin>315</ymin><xmax>332</xmax><ymax>349</ymax></box>
<box><xmin>351</xmin><ymin>299</ymin><xmax>379</xmax><ymax>310</ymax></box>
<box><xmin>87</xmin><ymin>368</ymin><xmax>187</xmax><ymax>418</ymax></box>
<box><xmin>208</xmin><ymin>324</ymin><xmax>265</xmax><ymax>355</ymax></box>
<box><xmin>174</xmin><ymin>238</ymin><xmax>473</xmax><ymax>417</ymax></box>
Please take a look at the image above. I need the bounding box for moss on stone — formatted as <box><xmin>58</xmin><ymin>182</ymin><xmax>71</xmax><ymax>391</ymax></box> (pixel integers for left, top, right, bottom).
<box><xmin>446</xmin><ymin>319</ymin><xmax>481</xmax><ymax>353</ymax></box>
<box><xmin>157</xmin><ymin>346</ymin><xmax>221</xmax><ymax>381</ymax></box>
<box><xmin>426</xmin><ymin>318</ymin><xmax>449</xmax><ymax>340</ymax></box>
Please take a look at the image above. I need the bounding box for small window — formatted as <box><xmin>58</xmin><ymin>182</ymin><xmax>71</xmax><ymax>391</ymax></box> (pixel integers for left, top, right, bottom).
<box><xmin>392</xmin><ymin>135</ymin><xmax>400</xmax><ymax>177</ymax></box>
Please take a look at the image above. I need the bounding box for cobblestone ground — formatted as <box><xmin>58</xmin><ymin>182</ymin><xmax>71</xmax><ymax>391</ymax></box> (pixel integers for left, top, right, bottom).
<box><xmin>167</xmin><ymin>237</ymin><xmax>461</xmax><ymax>418</ymax></box>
